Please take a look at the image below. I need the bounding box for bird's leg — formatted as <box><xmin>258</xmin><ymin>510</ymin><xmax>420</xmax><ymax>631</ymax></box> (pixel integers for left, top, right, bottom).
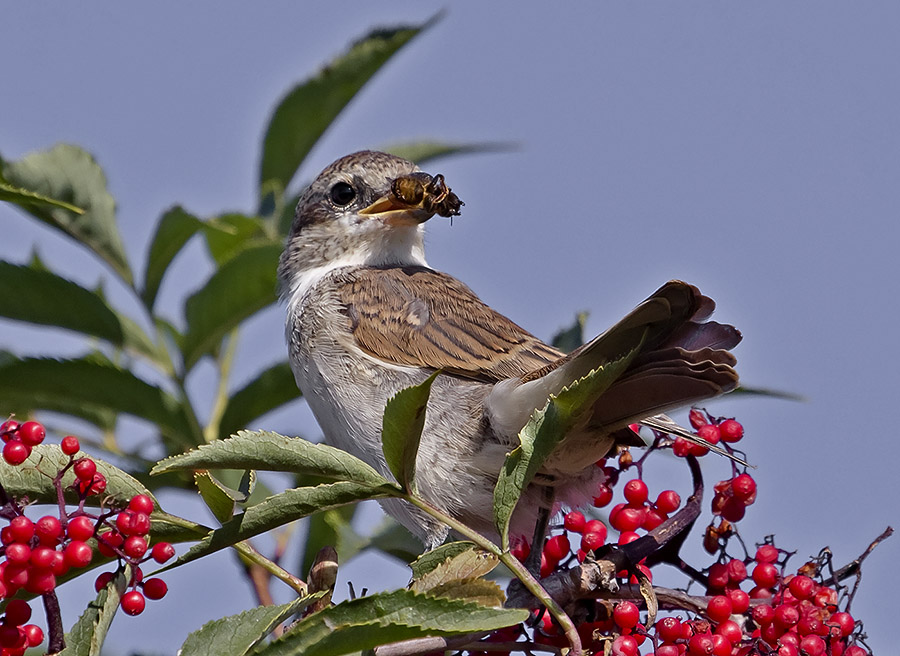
<box><xmin>523</xmin><ymin>485</ymin><xmax>556</xmax><ymax>577</ymax></box>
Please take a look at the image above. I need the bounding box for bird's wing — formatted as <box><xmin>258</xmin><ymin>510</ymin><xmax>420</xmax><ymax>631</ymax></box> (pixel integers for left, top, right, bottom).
<box><xmin>335</xmin><ymin>265</ymin><xmax>563</xmax><ymax>381</ymax></box>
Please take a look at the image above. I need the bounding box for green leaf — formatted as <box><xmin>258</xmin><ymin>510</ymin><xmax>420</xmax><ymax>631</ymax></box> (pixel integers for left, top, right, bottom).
<box><xmin>169</xmin><ymin>482</ymin><xmax>399</xmax><ymax>569</ymax></box>
<box><xmin>180</xmin><ymin>595</ymin><xmax>322</xmax><ymax>656</ymax></box>
<box><xmin>409</xmin><ymin>541</ymin><xmax>481</xmax><ymax>580</ymax></box>
<box><xmin>152</xmin><ymin>430</ymin><xmax>392</xmax><ymax>488</ymax></box>
<box><xmin>195</xmin><ymin>471</ymin><xmax>238</xmax><ymax>523</ymax></box>
<box><xmin>550</xmin><ymin>311</ymin><xmax>589</xmax><ymax>354</ymax></box>
<box><xmin>181</xmin><ymin>243</ymin><xmax>281</xmax><ymax>370</ymax></box>
<box><xmin>1</xmin><ymin>144</ymin><xmax>133</xmax><ymax>283</ymax></box>
<box><xmin>59</xmin><ymin>568</ymin><xmax>129</xmax><ymax>656</ymax></box>
<box><xmin>0</xmin><ymin>261</ymin><xmax>162</xmax><ymax>365</ymax></box>
<box><xmin>299</xmin><ymin>506</ymin><xmax>363</xmax><ymax>578</ymax></box>
<box><xmin>258</xmin><ymin>19</ymin><xmax>433</xmax><ymax>199</ymax></box>
<box><xmin>493</xmin><ymin>350</ymin><xmax>640</xmax><ymax>549</ymax></box>
<box><xmin>203</xmin><ymin>213</ymin><xmax>272</xmax><ymax>266</ymax></box>
<box><xmin>0</xmin><ymin>444</ymin><xmax>154</xmax><ymax>508</ymax></box>
<box><xmin>427</xmin><ymin>578</ymin><xmax>506</xmax><ymax>607</ymax></box>
<box><xmin>0</xmin><ymin>355</ymin><xmax>196</xmax><ymax>447</ymax></box>
<box><xmin>383</xmin><ymin>140</ymin><xmax>517</xmax><ymax>167</ymax></box>
<box><xmin>381</xmin><ymin>371</ymin><xmax>439</xmax><ymax>492</ymax></box>
<box><xmin>254</xmin><ymin>589</ymin><xmax>528</xmax><ymax>656</ymax></box>
<box><xmin>141</xmin><ymin>206</ymin><xmax>204</xmax><ymax>310</ymax></box>
<box><xmin>218</xmin><ymin>362</ymin><xmax>302</xmax><ymax>440</ymax></box>
<box><xmin>410</xmin><ymin>544</ymin><xmax>499</xmax><ymax>594</ymax></box>
<box><xmin>0</xmin><ymin>178</ymin><xmax>84</xmax><ymax>213</ymax></box>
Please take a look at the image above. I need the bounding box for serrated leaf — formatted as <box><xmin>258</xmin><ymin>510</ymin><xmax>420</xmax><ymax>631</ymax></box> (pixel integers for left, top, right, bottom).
<box><xmin>203</xmin><ymin>213</ymin><xmax>271</xmax><ymax>266</ymax></box>
<box><xmin>0</xmin><ymin>355</ymin><xmax>197</xmax><ymax>448</ymax></box>
<box><xmin>59</xmin><ymin>568</ymin><xmax>129</xmax><ymax>656</ymax></box>
<box><xmin>381</xmin><ymin>371</ymin><xmax>439</xmax><ymax>492</ymax></box>
<box><xmin>152</xmin><ymin>430</ymin><xmax>392</xmax><ymax>488</ymax></box>
<box><xmin>410</xmin><ymin>545</ymin><xmax>499</xmax><ymax>594</ymax></box>
<box><xmin>0</xmin><ymin>444</ymin><xmax>154</xmax><ymax>507</ymax></box>
<box><xmin>141</xmin><ymin>206</ymin><xmax>204</xmax><ymax>310</ymax></box>
<box><xmin>218</xmin><ymin>362</ymin><xmax>301</xmax><ymax>440</ymax></box>
<box><xmin>550</xmin><ymin>311</ymin><xmax>589</xmax><ymax>354</ymax></box>
<box><xmin>258</xmin><ymin>20</ymin><xmax>433</xmax><ymax>199</ymax></box>
<box><xmin>383</xmin><ymin>140</ymin><xmax>516</xmax><ymax>167</ymax></box>
<box><xmin>180</xmin><ymin>594</ymin><xmax>323</xmax><ymax>656</ymax></box>
<box><xmin>0</xmin><ymin>261</ymin><xmax>162</xmax><ymax>364</ymax></box>
<box><xmin>493</xmin><ymin>349</ymin><xmax>640</xmax><ymax>549</ymax></box>
<box><xmin>169</xmin><ymin>482</ymin><xmax>399</xmax><ymax>569</ymax></box>
<box><xmin>181</xmin><ymin>243</ymin><xmax>281</xmax><ymax>370</ymax></box>
<box><xmin>409</xmin><ymin>541</ymin><xmax>480</xmax><ymax>580</ymax></box>
<box><xmin>1</xmin><ymin>144</ymin><xmax>132</xmax><ymax>283</ymax></box>
<box><xmin>299</xmin><ymin>506</ymin><xmax>363</xmax><ymax>578</ymax></box>
<box><xmin>195</xmin><ymin>471</ymin><xmax>238</xmax><ymax>523</ymax></box>
<box><xmin>0</xmin><ymin>178</ymin><xmax>84</xmax><ymax>213</ymax></box>
<box><xmin>427</xmin><ymin>578</ymin><xmax>505</xmax><ymax>607</ymax></box>
<box><xmin>253</xmin><ymin>589</ymin><xmax>528</xmax><ymax>656</ymax></box>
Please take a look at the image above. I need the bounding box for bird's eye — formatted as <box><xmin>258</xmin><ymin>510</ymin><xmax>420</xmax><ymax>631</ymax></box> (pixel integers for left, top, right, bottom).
<box><xmin>329</xmin><ymin>182</ymin><xmax>356</xmax><ymax>206</ymax></box>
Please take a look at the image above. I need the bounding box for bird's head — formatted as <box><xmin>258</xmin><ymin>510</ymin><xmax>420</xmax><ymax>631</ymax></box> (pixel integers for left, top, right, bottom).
<box><xmin>278</xmin><ymin>151</ymin><xmax>462</xmax><ymax>295</ymax></box>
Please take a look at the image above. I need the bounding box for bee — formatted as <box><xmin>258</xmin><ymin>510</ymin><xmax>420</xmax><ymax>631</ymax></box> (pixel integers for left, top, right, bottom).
<box><xmin>391</xmin><ymin>173</ymin><xmax>463</xmax><ymax>218</ymax></box>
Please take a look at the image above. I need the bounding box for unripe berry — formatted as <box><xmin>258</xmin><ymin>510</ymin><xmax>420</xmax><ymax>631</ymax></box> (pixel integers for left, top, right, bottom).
<box><xmin>67</xmin><ymin>515</ymin><xmax>95</xmax><ymax>541</ymax></box>
<box><xmin>121</xmin><ymin>590</ymin><xmax>146</xmax><ymax>616</ymax></box>
<box><xmin>623</xmin><ymin>479</ymin><xmax>649</xmax><ymax>504</ymax></box>
<box><xmin>719</xmin><ymin>419</ymin><xmax>744</xmax><ymax>442</ymax></box>
<box><xmin>3</xmin><ymin>440</ymin><xmax>30</xmax><ymax>466</ymax></box>
<box><xmin>61</xmin><ymin>434</ymin><xmax>80</xmax><ymax>455</ymax></box>
<box><xmin>563</xmin><ymin>511</ymin><xmax>586</xmax><ymax>533</ymax></box>
<box><xmin>142</xmin><ymin>577</ymin><xmax>168</xmax><ymax>600</ymax></box>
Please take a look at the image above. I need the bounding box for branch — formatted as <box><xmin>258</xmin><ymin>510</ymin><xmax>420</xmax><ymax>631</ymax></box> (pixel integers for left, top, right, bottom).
<box><xmin>820</xmin><ymin>526</ymin><xmax>893</xmax><ymax>588</ymax></box>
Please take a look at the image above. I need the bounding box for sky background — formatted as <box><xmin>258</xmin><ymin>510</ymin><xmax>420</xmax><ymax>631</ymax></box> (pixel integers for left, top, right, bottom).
<box><xmin>2</xmin><ymin>3</ymin><xmax>898</xmax><ymax>654</ymax></box>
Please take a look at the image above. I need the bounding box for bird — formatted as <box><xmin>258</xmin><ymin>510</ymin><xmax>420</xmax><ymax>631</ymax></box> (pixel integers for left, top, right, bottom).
<box><xmin>278</xmin><ymin>150</ymin><xmax>741</xmax><ymax>549</ymax></box>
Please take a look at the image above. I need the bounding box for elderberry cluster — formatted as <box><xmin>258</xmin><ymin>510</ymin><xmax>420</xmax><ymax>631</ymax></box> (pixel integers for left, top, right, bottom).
<box><xmin>0</xmin><ymin>419</ymin><xmax>175</xmax><ymax>654</ymax></box>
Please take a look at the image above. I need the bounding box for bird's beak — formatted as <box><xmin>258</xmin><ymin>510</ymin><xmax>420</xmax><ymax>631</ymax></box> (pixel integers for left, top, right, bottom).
<box><xmin>359</xmin><ymin>172</ymin><xmax>463</xmax><ymax>226</ymax></box>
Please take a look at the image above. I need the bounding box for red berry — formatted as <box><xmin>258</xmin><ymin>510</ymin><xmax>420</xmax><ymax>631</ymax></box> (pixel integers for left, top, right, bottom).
<box><xmin>123</xmin><ymin>535</ymin><xmax>148</xmax><ymax>559</ymax></box>
<box><xmin>617</xmin><ymin>531</ymin><xmax>640</xmax><ymax>546</ymax></box>
<box><xmin>98</xmin><ymin>530</ymin><xmax>124</xmax><ymax>557</ymax></box>
<box><xmin>788</xmin><ymin>574</ymin><xmax>816</xmax><ymax>600</ymax></box>
<box><xmin>581</xmin><ymin>531</ymin><xmax>605</xmax><ymax>553</ymax></box>
<box><xmin>35</xmin><ymin>515</ymin><xmax>63</xmax><ymax>545</ymax></box>
<box><xmin>543</xmin><ymin>534</ymin><xmax>570</xmax><ymax>562</ymax></box>
<box><xmin>60</xmin><ymin>435</ymin><xmax>80</xmax><ymax>455</ymax></box>
<box><xmin>584</xmin><ymin>519</ymin><xmax>607</xmax><ymax>540</ymax></box>
<box><xmin>30</xmin><ymin>546</ymin><xmax>56</xmax><ymax>569</ymax></box>
<box><xmin>73</xmin><ymin>457</ymin><xmax>97</xmax><ymax>481</ymax></box>
<box><xmin>799</xmin><ymin>635</ymin><xmax>826</xmax><ymax>656</ymax></box>
<box><xmin>656</xmin><ymin>616</ymin><xmax>683</xmax><ymax>642</ymax></box>
<box><xmin>844</xmin><ymin>647</ymin><xmax>868</xmax><ymax>656</ymax></box>
<box><xmin>707</xmin><ymin>563</ymin><xmax>729</xmax><ymax>590</ymax></box>
<box><xmin>128</xmin><ymin>494</ymin><xmax>155</xmax><ymax>515</ymax></box>
<box><xmin>539</xmin><ymin>553</ymin><xmax>554</xmax><ymax>577</ymax></box>
<box><xmin>689</xmin><ymin>408</ymin><xmax>708</xmax><ymax>429</ymax></box>
<box><xmin>8</xmin><ymin>516</ymin><xmax>35</xmax><ymax>543</ymax></box>
<box><xmin>719</xmin><ymin>419</ymin><xmax>744</xmax><ymax>442</ymax></box>
<box><xmin>18</xmin><ymin>421</ymin><xmax>45</xmax><ymax>446</ymax></box>
<box><xmin>719</xmin><ymin>498</ymin><xmax>746</xmax><ymax>522</ymax></box>
<box><xmin>121</xmin><ymin>590</ymin><xmax>146</xmax><ymax>616</ymax></box>
<box><xmin>673</xmin><ymin>436</ymin><xmax>692</xmax><ymax>457</ymax></box>
<box><xmin>510</xmin><ymin>538</ymin><xmax>530</xmax><ymax>563</ymax></box>
<box><xmin>726</xmin><ymin>559</ymin><xmax>747</xmax><ymax>583</ymax></box>
<box><xmin>593</xmin><ymin>483</ymin><xmax>614</xmax><ymax>508</ymax></box>
<box><xmin>775</xmin><ymin>604</ymin><xmax>800</xmax><ymax>629</ymax></box>
<box><xmin>48</xmin><ymin>549</ymin><xmax>68</xmax><ymax>576</ymax></box>
<box><xmin>95</xmin><ymin>571</ymin><xmax>115</xmax><ymax>592</ymax></box>
<box><xmin>67</xmin><ymin>515</ymin><xmax>95</xmax><ymax>541</ymax></box>
<box><xmin>611</xmin><ymin>634</ymin><xmax>638</xmax><ymax>656</ymax></box>
<box><xmin>732</xmin><ymin>474</ymin><xmax>757</xmax><ymax>503</ymax></box>
<box><xmin>642</xmin><ymin>508</ymin><xmax>667</xmax><ymax>530</ymax></box>
<box><xmin>613</xmin><ymin>600</ymin><xmax>640</xmax><ymax>629</ymax></box>
<box><xmin>0</xmin><ymin>419</ymin><xmax>19</xmax><ymax>437</ymax></box>
<box><xmin>688</xmin><ymin>633</ymin><xmax>714</xmax><ymax>655</ymax></box>
<box><xmin>142</xmin><ymin>577</ymin><xmax>168</xmax><ymax>600</ymax></box>
<box><xmin>151</xmin><ymin>541</ymin><xmax>176</xmax><ymax>564</ymax></box>
<box><xmin>563</xmin><ymin>511</ymin><xmax>586</xmax><ymax>533</ymax></box>
<box><xmin>0</xmin><ymin>624</ymin><xmax>25</xmax><ymax>650</ymax></box>
<box><xmin>77</xmin><ymin>472</ymin><xmax>106</xmax><ymax>496</ymax></box>
<box><xmin>752</xmin><ymin>603</ymin><xmax>775</xmax><ymax>626</ymax></box>
<box><xmin>706</xmin><ymin>595</ymin><xmax>733</xmax><ymax>623</ymax></box>
<box><xmin>752</xmin><ymin>562</ymin><xmax>778</xmax><ymax>588</ymax></box>
<box><xmin>623</xmin><ymin>479</ymin><xmax>649</xmax><ymax>505</ymax></box>
<box><xmin>611</xmin><ymin>506</ymin><xmax>646</xmax><ymax>533</ymax></box>
<box><xmin>5</xmin><ymin>543</ymin><xmax>31</xmax><ymax>564</ymax></box>
<box><xmin>3</xmin><ymin>599</ymin><xmax>32</xmax><ymax>626</ymax></box>
<box><xmin>755</xmin><ymin>544</ymin><xmax>779</xmax><ymax>563</ymax></box>
<box><xmin>655</xmin><ymin>489</ymin><xmax>681</xmax><ymax>514</ymax></box>
<box><xmin>64</xmin><ymin>541</ymin><xmax>94</xmax><ymax>568</ymax></box>
<box><xmin>727</xmin><ymin>588</ymin><xmax>750</xmax><ymax>614</ymax></box>
<box><xmin>22</xmin><ymin>623</ymin><xmax>43</xmax><ymax>647</ymax></box>
<box><xmin>3</xmin><ymin>441</ymin><xmax>30</xmax><ymax>466</ymax></box>
<box><xmin>25</xmin><ymin>567</ymin><xmax>55</xmax><ymax>594</ymax></box>
<box><xmin>711</xmin><ymin>634</ymin><xmax>732</xmax><ymax>656</ymax></box>
<box><xmin>829</xmin><ymin>611</ymin><xmax>855</xmax><ymax>637</ymax></box>
<box><xmin>716</xmin><ymin>619</ymin><xmax>742</xmax><ymax>644</ymax></box>
<box><xmin>130</xmin><ymin>512</ymin><xmax>151</xmax><ymax>536</ymax></box>
<box><xmin>697</xmin><ymin>424</ymin><xmax>721</xmax><ymax>445</ymax></box>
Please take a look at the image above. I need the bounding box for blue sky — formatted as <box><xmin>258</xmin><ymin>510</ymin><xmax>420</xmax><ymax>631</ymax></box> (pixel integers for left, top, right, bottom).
<box><xmin>2</xmin><ymin>3</ymin><xmax>897</xmax><ymax>653</ymax></box>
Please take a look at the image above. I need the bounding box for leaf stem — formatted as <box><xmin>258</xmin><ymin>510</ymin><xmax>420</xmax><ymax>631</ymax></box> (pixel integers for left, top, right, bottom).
<box><xmin>204</xmin><ymin>329</ymin><xmax>239</xmax><ymax>442</ymax></box>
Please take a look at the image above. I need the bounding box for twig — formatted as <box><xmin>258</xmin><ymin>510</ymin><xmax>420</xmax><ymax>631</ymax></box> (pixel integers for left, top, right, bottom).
<box><xmin>43</xmin><ymin>590</ymin><xmax>65</xmax><ymax>653</ymax></box>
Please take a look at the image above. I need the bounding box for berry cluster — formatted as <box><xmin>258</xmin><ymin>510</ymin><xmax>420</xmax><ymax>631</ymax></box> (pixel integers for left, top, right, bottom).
<box><xmin>1</xmin><ymin>420</ymin><xmax>175</xmax><ymax>653</ymax></box>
